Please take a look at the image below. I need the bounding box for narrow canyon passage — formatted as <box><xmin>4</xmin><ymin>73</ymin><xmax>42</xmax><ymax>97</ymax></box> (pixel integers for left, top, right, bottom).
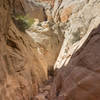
<box><xmin>0</xmin><ymin>0</ymin><xmax>100</xmax><ymax>100</ymax></box>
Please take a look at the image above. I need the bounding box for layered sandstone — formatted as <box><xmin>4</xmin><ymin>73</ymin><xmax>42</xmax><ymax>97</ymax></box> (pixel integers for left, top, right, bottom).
<box><xmin>0</xmin><ymin>0</ymin><xmax>63</xmax><ymax>100</ymax></box>
<box><xmin>54</xmin><ymin>0</ymin><xmax>100</xmax><ymax>69</ymax></box>
<box><xmin>0</xmin><ymin>1</ymin><xmax>46</xmax><ymax>99</ymax></box>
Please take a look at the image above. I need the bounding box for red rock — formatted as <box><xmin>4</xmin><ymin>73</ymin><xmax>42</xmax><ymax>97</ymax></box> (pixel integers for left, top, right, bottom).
<box><xmin>60</xmin><ymin>5</ymin><xmax>74</xmax><ymax>23</ymax></box>
<box><xmin>49</xmin><ymin>25</ymin><xmax>100</xmax><ymax>100</ymax></box>
<box><xmin>0</xmin><ymin>0</ymin><xmax>48</xmax><ymax>99</ymax></box>
<box><xmin>14</xmin><ymin>0</ymin><xmax>46</xmax><ymax>21</ymax></box>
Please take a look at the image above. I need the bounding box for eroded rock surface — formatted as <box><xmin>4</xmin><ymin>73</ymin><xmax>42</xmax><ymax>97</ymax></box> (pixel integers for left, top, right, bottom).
<box><xmin>0</xmin><ymin>1</ymin><xmax>47</xmax><ymax>99</ymax></box>
<box><xmin>49</xmin><ymin>24</ymin><xmax>100</xmax><ymax>100</ymax></box>
<box><xmin>54</xmin><ymin>0</ymin><xmax>100</xmax><ymax>69</ymax></box>
<box><xmin>1</xmin><ymin>0</ymin><xmax>100</xmax><ymax>100</ymax></box>
<box><xmin>26</xmin><ymin>21</ymin><xmax>63</xmax><ymax>71</ymax></box>
<box><xmin>0</xmin><ymin>0</ymin><xmax>63</xmax><ymax>100</ymax></box>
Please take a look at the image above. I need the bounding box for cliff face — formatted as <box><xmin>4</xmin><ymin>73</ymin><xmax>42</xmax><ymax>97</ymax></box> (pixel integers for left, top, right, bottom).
<box><xmin>36</xmin><ymin>0</ymin><xmax>55</xmax><ymax>7</ymax></box>
<box><xmin>54</xmin><ymin>0</ymin><xmax>100</xmax><ymax>69</ymax></box>
<box><xmin>0</xmin><ymin>0</ymin><xmax>63</xmax><ymax>100</ymax></box>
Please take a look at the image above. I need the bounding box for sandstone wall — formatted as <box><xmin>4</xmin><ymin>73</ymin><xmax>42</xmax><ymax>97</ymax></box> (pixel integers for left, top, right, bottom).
<box><xmin>0</xmin><ymin>0</ymin><xmax>63</xmax><ymax>99</ymax></box>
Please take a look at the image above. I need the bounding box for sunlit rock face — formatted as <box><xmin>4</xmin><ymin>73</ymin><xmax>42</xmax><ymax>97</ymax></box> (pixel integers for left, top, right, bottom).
<box><xmin>0</xmin><ymin>0</ymin><xmax>47</xmax><ymax>99</ymax></box>
<box><xmin>54</xmin><ymin>0</ymin><xmax>100</xmax><ymax>69</ymax></box>
<box><xmin>35</xmin><ymin>0</ymin><xmax>55</xmax><ymax>7</ymax></box>
<box><xmin>52</xmin><ymin>0</ymin><xmax>100</xmax><ymax>23</ymax></box>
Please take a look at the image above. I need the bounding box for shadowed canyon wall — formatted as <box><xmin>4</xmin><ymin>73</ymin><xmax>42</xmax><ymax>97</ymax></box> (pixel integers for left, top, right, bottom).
<box><xmin>0</xmin><ymin>0</ymin><xmax>63</xmax><ymax>99</ymax></box>
<box><xmin>1</xmin><ymin>0</ymin><xmax>100</xmax><ymax>100</ymax></box>
<box><xmin>0</xmin><ymin>0</ymin><xmax>46</xmax><ymax>99</ymax></box>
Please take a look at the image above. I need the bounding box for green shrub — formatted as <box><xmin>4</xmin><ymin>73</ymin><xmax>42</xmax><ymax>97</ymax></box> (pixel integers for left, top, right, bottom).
<box><xmin>13</xmin><ymin>15</ymin><xmax>34</xmax><ymax>32</ymax></box>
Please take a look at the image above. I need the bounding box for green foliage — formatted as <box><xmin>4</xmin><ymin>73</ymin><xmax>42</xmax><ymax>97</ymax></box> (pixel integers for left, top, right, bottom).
<box><xmin>14</xmin><ymin>15</ymin><xmax>34</xmax><ymax>32</ymax></box>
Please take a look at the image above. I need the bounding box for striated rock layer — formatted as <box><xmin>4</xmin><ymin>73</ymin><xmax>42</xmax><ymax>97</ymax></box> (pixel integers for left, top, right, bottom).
<box><xmin>54</xmin><ymin>0</ymin><xmax>100</xmax><ymax>69</ymax></box>
<box><xmin>0</xmin><ymin>0</ymin><xmax>63</xmax><ymax>100</ymax></box>
<box><xmin>1</xmin><ymin>0</ymin><xmax>100</xmax><ymax>100</ymax></box>
<box><xmin>49</xmin><ymin>25</ymin><xmax>100</xmax><ymax>100</ymax></box>
<box><xmin>0</xmin><ymin>0</ymin><xmax>45</xmax><ymax>99</ymax></box>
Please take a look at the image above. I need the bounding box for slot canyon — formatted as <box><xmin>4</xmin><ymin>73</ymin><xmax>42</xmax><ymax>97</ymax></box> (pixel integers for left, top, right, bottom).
<box><xmin>0</xmin><ymin>0</ymin><xmax>100</xmax><ymax>100</ymax></box>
